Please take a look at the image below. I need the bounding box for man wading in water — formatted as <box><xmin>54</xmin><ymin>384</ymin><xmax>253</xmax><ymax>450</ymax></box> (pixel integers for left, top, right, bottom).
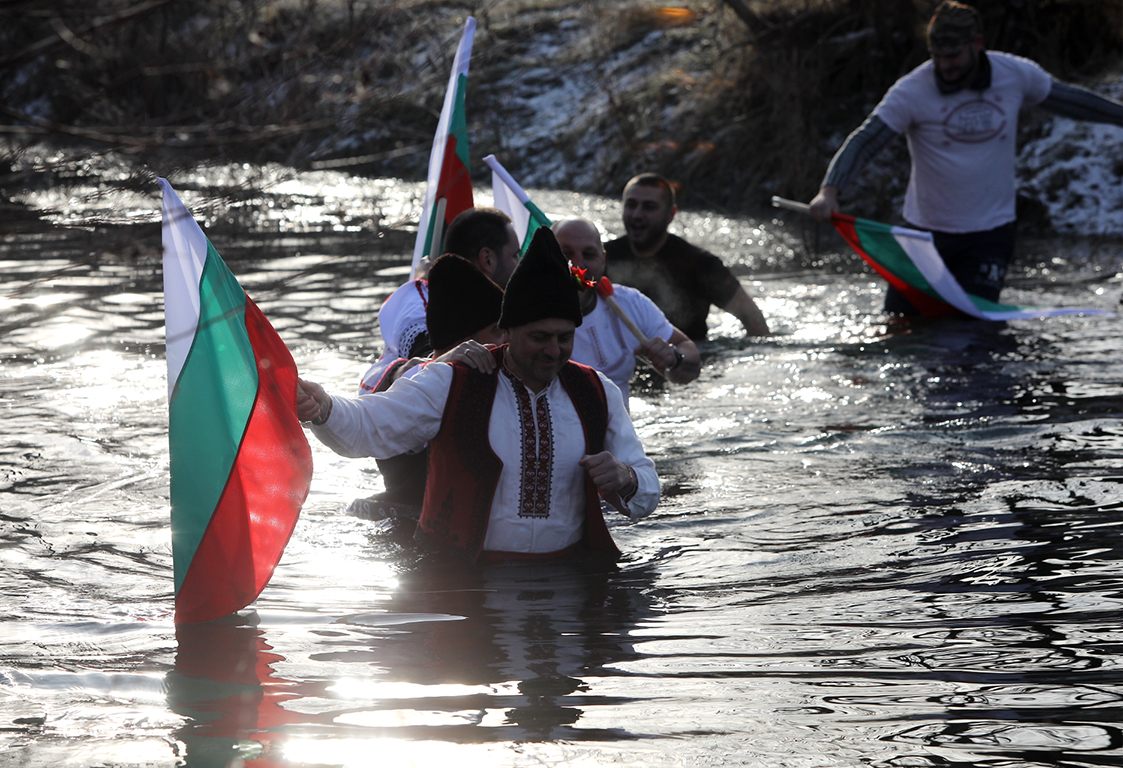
<box><xmin>298</xmin><ymin>228</ymin><xmax>659</xmax><ymax>563</ymax></box>
<box><xmin>604</xmin><ymin>173</ymin><xmax>771</xmax><ymax>341</ymax></box>
<box><xmin>807</xmin><ymin>0</ymin><xmax>1123</xmax><ymax>315</ymax></box>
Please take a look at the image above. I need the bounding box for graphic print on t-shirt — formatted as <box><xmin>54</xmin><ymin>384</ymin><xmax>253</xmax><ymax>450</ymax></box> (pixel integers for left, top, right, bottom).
<box><xmin>944</xmin><ymin>99</ymin><xmax>1006</xmax><ymax>143</ymax></box>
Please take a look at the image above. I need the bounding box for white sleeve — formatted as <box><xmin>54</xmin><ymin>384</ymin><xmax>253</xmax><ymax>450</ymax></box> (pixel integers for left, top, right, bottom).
<box><xmin>312</xmin><ymin>363</ymin><xmax>452</xmax><ymax>459</ymax></box>
<box><xmin>1021</xmin><ymin>57</ymin><xmax>1054</xmax><ymax>106</ymax></box>
<box><xmin>873</xmin><ymin>63</ymin><xmax>926</xmax><ymax>134</ymax></box>
<box><xmin>618</xmin><ymin>286</ymin><xmax>675</xmax><ymax>341</ymax></box>
<box><xmin>600</xmin><ymin>372</ymin><xmax>660</xmax><ymax>518</ymax></box>
<box><xmin>358</xmin><ymin>280</ymin><xmax>429</xmax><ymax>394</ymax></box>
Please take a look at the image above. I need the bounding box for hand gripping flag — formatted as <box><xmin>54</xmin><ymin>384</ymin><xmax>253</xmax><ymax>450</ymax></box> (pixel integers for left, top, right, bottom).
<box><xmin>831</xmin><ymin>213</ymin><xmax>1113</xmax><ymax>320</ymax></box>
<box><xmin>412</xmin><ymin>17</ymin><xmax>476</xmax><ymax>277</ymax></box>
<box><xmin>484</xmin><ymin>154</ymin><xmax>553</xmax><ymax>253</ymax></box>
<box><xmin>160</xmin><ymin>179</ymin><xmax>312</xmax><ymax>624</ymax></box>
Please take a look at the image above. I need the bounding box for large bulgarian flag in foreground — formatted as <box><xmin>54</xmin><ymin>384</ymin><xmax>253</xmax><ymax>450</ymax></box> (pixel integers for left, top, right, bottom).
<box><xmin>484</xmin><ymin>154</ymin><xmax>553</xmax><ymax>253</ymax></box>
<box><xmin>832</xmin><ymin>213</ymin><xmax>1113</xmax><ymax>320</ymax></box>
<box><xmin>160</xmin><ymin>179</ymin><xmax>312</xmax><ymax>624</ymax></box>
<box><xmin>412</xmin><ymin>17</ymin><xmax>476</xmax><ymax>277</ymax></box>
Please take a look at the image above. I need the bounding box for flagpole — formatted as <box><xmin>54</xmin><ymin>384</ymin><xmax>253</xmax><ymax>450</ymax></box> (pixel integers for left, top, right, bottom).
<box><xmin>483</xmin><ymin>155</ymin><xmax>527</xmax><ymax>202</ymax></box>
<box><xmin>771</xmin><ymin>196</ymin><xmax>811</xmax><ymax>215</ymax></box>
<box><xmin>428</xmin><ymin>198</ymin><xmax>448</xmax><ymax>261</ymax></box>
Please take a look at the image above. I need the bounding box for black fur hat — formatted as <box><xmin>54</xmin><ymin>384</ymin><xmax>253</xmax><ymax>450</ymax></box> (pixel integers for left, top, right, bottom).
<box><xmin>425</xmin><ymin>254</ymin><xmax>504</xmax><ymax>351</ymax></box>
<box><xmin>498</xmin><ymin>227</ymin><xmax>583</xmax><ymax>329</ymax></box>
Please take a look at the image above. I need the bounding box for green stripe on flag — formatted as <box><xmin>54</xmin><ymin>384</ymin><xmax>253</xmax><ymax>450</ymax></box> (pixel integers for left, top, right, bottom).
<box><xmin>854</xmin><ymin>223</ymin><xmax>938</xmax><ymax>297</ymax></box>
<box><xmin>450</xmin><ymin>74</ymin><xmax>470</xmax><ymax>168</ymax></box>
<box><xmin>519</xmin><ymin>201</ymin><xmax>553</xmax><ymax>255</ymax></box>
<box><xmin>169</xmin><ymin>241</ymin><xmax>258</xmax><ymax>592</ymax></box>
<box><xmin>968</xmin><ymin>294</ymin><xmax>1023</xmax><ymax>314</ymax></box>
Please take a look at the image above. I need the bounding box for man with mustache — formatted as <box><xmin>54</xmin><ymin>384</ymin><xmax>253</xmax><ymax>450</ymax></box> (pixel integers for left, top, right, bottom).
<box><xmin>299</xmin><ymin>228</ymin><xmax>659</xmax><ymax>562</ymax></box>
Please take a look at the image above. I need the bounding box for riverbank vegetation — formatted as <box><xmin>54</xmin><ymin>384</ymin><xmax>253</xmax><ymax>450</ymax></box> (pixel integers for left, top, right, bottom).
<box><xmin>1</xmin><ymin>0</ymin><xmax>1119</xmax><ymax>226</ymax></box>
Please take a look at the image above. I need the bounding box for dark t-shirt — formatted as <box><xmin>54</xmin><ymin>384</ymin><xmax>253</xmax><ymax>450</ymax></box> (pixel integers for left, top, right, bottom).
<box><xmin>604</xmin><ymin>234</ymin><xmax>741</xmax><ymax>340</ymax></box>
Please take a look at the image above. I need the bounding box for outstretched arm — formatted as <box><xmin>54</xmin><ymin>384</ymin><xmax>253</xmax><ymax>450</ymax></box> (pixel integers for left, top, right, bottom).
<box><xmin>1038</xmin><ymin>80</ymin><xmax>1123</xmax><ymax>126</ymax></box>
<box><xmin>809</xmin><ymin>114</ymin><xmax>898</xmax><ymax>222</ymax></box>
<box><xmin>298</xmin><ymin>368</ymin><xmax>450</xmax><ymax>460</ymax></box>
<box><xmin>721</xmin><ymin>285</ymin><xmax>770</xmax><ymax>336</ymax></box>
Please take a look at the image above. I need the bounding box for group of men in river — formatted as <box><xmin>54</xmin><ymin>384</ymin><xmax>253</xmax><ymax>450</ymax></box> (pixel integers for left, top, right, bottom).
<box><xmin>296</xmin><ymin>2</ymin><xmax>1122</xmax><ymax>564</ymax></box>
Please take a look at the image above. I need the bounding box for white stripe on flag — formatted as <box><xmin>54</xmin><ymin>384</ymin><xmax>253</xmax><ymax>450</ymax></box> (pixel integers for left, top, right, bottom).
<box><xmin>160</xmin><ymin>178</ymin><xmax>208</xmax><ymax>398</ymax></box>
<box><xmin>889</xmin><ymin>225</ymin><xmax>984</xmax><ymax>318</ymax></box>
<box><xmin>489</xmin><ymin>180</ymin><xmax>532</xmax><ymax>248</ymax></box>
<box><xmin>888</xmin><ymin>224</ymin><xmax>1113</xmax><ymax>320</ymax></box>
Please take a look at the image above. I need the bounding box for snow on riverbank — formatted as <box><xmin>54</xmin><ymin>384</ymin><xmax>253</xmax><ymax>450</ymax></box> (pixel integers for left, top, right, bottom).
<box><xmin>471</xmin><ymin>8</ymin><xmax>1121</xmax><ymax>238</ymax></box>
<box><xmin>1017</xmin><ymin>75</ymin><xmax>1123</xmax><ymax>236</ymax></box>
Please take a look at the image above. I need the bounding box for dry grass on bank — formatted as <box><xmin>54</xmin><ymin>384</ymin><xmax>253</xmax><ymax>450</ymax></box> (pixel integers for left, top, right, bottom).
<box><xmin>0</xmin><ymin>0</ymin><xmax>1119</xmax><ymax>218</ymax></box>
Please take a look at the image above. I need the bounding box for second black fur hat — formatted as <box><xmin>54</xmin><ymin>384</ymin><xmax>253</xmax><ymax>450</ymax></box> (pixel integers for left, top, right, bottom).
<box><xmin>426</xmin><ymin>254</ymin><xmax>504</xmax><ymax>350</ymax></box>
<box><xmin>498</xmin><ymin>226</ymin><xmax>583</xmax><ymax>329</ymax></box>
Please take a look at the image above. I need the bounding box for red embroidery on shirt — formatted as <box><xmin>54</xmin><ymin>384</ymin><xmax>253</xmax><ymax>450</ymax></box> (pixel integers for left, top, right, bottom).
<box><xmin>502</xmin><ymin>367</ymin><xmax>553</xmax><ymax>518</ymax></box>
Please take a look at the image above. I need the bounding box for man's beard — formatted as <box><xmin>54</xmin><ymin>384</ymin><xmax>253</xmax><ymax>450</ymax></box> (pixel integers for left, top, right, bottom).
<box><xmin>935</xmin><ymin>49</ymin><xmax>981</xmax><ymax>94</ymax></box>
<box><xmin>627</xmin><ymin>221</ymin><xmax>665</xmax><ymax>251</ymax></box>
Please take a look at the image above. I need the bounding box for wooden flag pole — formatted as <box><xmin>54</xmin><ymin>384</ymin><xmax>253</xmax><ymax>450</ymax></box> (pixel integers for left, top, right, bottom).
<box><xmin>428</xmin><ymin>198</ymin><xmax>448</xmax><ymax>261</ymax></box>
<box><xmin>596</xmin><ymin>278</ymin><xmax>647</xmax><ymax>344</ymax></box>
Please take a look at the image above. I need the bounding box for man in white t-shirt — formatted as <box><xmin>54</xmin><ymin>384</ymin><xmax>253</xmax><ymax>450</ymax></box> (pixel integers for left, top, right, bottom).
<box><xmin>553</xmin><ymin>217</ymin><xmax>700</xmax><ymax>411</ymax></box>
<box><xmin>809</xmin><ymin>0</ymin><xmax>1122</xmax><ymax>314</ymax></box>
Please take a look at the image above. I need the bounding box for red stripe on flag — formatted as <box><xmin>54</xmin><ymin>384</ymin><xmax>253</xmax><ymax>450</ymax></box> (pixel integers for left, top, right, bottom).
<box><xmin>436</xmin><ymin>135</ymin><xmax>473</xmax><ymax>225</ymax></box>
<box><xmin>832</xmin><ymin>214</ymin><xmax>956</xmax><ymax>317</ymax></box>
<box><xmin>175</xmin><ymin>298</ymin><xmax>312</xmax><ymax>624</ymax></box>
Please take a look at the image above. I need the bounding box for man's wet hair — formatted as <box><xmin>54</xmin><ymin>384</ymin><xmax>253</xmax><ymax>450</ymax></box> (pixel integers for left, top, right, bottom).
<box><xmin>624</xmin><ymin>173</ymin><xmax>677</xmax><ymax>209</ymax></box>
<box><xmin>444</xmin><ymin>207</ymin><xmax>514</xmax><ymax>266</ymax></box>
<box><xmin>927</xmin><ymin>1</ymin><xmax>982</xmax><ymax>52</ymax></box>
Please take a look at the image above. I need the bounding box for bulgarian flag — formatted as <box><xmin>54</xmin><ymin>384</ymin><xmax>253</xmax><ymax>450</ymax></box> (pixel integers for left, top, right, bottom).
<box><xmin>484</xmin><ymin>154</ymin><xmax>553</xmax><ymax>253</ymax></box>
<box><xmin>412</xmin><ymin>17</ymin><xmax>476</xmax><ymax>277</ymax></box>
<box><xmin>832</xmin><ymin>214</ymin><xmax>1112</xmax><ymax>319</ymax></box>
<box><xmin>160</xmin><ymin>179</ymin><xmax>312</xmax><ymax>625</ymax></box>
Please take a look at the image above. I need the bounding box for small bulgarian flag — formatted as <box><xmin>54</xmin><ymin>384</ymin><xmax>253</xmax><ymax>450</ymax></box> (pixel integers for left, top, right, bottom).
<box><xmin>412</xmin><ymin>17</ymin><xmax>476</xmax><ymax>277</ymax></box>
<box><xmin>484</xmin><ymin>154</ymin><xmax>553</xmax><ymax>253</ymax></box>
<box><xmin>831</xmin><ymin>213</ymin><xmax>1113</xmax><ymax>320</ymax></box>
<box><xmin>160</xmin><ymin>179</ymin><xmax>312</xmax><ymax>625</ymax></box>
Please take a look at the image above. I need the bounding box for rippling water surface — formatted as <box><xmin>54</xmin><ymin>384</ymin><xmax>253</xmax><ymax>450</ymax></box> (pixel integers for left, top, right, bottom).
<box><xmin>1</xmin><ymin>164</ymin><xmax>1120</xmax><ymax>768</ymax></box>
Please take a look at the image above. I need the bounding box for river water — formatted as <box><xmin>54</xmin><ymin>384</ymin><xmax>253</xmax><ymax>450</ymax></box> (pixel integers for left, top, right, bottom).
<box><xmin>1</xmin><ymin>163</ymin><xmax>1120</xmax><ymax>768</ymax></box>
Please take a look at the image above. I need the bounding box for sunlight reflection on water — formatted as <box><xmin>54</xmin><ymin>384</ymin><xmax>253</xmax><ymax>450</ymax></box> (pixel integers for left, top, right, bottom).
<box><xmin>0</xmin><ymin>164</ymin><xmax>1120</xmax><ymax>767</ymax></box>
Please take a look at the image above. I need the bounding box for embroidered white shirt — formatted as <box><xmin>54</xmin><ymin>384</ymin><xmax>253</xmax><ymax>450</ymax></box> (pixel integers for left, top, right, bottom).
<box><xmin>313</xmin><ymin>360</ymin><xmax>660</xmax><ymax>553</ymax></box>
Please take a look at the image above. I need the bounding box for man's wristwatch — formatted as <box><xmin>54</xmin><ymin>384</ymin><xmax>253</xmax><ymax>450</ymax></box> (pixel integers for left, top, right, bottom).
<box><xmin>668</xmin><ymin>347</ymin><xmax>685</xmax><ymax>371</ymax></box>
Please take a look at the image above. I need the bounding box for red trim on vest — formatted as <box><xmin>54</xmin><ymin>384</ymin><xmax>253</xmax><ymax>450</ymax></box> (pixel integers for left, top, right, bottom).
<box><xmin>418</xmin><ymin>346</ymin><xmax>620</xmax><ymax>561</ymax></box>
<box><xmin>557</xmin><ymin>361</ymin><xmax>618</xmax><ymax>557</ymax></box>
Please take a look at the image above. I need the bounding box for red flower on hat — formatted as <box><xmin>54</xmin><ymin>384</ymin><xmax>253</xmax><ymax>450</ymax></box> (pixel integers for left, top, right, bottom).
<box><xmin>569</xmin><ymin>265</ymin><xmax>596</xmax><ymax>291</ymax></box>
